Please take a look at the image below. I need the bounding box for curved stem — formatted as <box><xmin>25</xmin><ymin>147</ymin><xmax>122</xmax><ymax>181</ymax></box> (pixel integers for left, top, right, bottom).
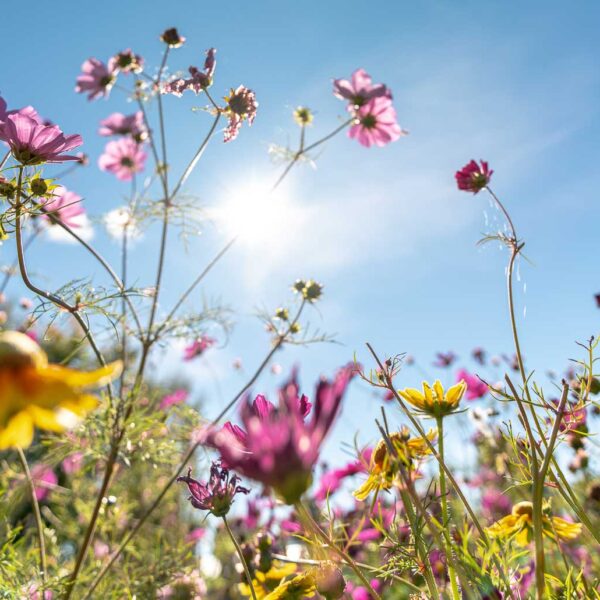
<box><xmin>0</xmin><ymin>228</ymin><xmax>39</xmax><ymax>295</ymax></box>
<box><xmin>223</xmin><ymin>516</ymin><xmax>257</xmax><ymax>600</ymax></box>
<box><xmin>17</xmin><ymin>447</ymin><xmax>47</xmax><ymax>584</ymax></box>
<box><xmin>436</xmin><ymin>417</ymin><xmax>460</xmax><ymax>600</ymax></box>
<box><xmin>295</xmin><ymin>500</ymin><xmax>381</xmax><ymax>600</ymax></box>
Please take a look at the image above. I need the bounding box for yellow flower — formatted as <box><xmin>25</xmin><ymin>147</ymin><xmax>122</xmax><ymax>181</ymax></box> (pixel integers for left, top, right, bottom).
<box><xmin>0</xmin><ymin>331</ymin><xmax>121</xmax><ymax>449</ymax></box>
<box><xmin>398</xmin><ymin>380</ymin><xmax>466</xmax><ymax>418</ymax></box>
<box><xmin>354</xmin><ymin>427</ymin><xmax>437</xmax><ymax>501</ymax></box>
<box><xmin>486</xmin><ymin>501</ymin><xmax>582</xmax><ymax>547</ymax></box>
<box><xmin>263</xmin><ymin>571</ymin><xmax>316</xmax><ymax>600</ymax></box>
<box><xmin>239</xmin><ymin>563</ymin><xmax>299</xmax><ymax>598</ymax></box>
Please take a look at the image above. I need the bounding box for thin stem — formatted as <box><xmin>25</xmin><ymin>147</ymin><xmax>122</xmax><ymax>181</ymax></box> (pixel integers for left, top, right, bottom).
<box><xmin>436</xmin><ymin>417</ymin><xmax>460</xmax><ymax>600</ymax></box>
<box><xmin>223</xmin><ymin>516</ymin><xmax>257</xmax><ymax>600</ymax></box>
<box><xmin>17</xmin><ymin>447</ymin><xmax>47</xmax><ymax>584</ymax></box>
<box><xmin>82</xmin><ymin>302</ymin><xmax>307</xmax><ymax>598</ymax></box>
<box><xmin>295</xmin><ymin>501</ymin><xmax>382</xmax><ymax>600</ymax></box>
<box><xmin>0</xmin><ymin>228</ymin><xmax>39</xmax><ymax>294</ymax></box>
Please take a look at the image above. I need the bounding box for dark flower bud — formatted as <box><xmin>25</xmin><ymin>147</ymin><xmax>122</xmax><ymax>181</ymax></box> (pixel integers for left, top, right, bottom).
<box><xmin>30</xmin><ymin>177</ymin><xmax>48</xmax><ymax>196</ymax></box>
<box><xmin>275</xmin><ymin>308</ymin><xmax>289</xmax><ymax>321</ymax></box>
<box><xmin>292</xmin><ymin>279</ymin><xmax>306</xmax><ymax>294</ymax></box>
<box><xmin>315</xmin><ymin>564</ymin><xmax>346</xmax><ymax>599</ymax></box>
<box><xmin>0</xmin><ymin>179</ymin><xmax>16</xmax><ymax>199</ymax></box>
<box><xmin>160</xmin><ymin>27</ymin><xmax>186</xmax><ymax>48</ymax></box>
<box><xmin>302</xmin><ymin>280</ymin><xmax>323</xmax><ymax>302</ymax></box>
<box><xmin>587</xmin><ymin>482</ymin><xmax>600</xmax><ymax>504</ymax></box>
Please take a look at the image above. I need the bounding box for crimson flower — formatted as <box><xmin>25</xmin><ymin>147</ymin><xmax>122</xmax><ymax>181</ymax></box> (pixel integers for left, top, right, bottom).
<box><xmin>204</xmin><ymin>364</ymin><xmax>355</xmax><ymax>504</ymax></box>
<box><xmin>455</xmin><ymin>160</ymin><xmax>493</xmax><ymax>193</ymax></box>
<box><xmin>177</xmin><ymin>462</ymin><xmax>249</xmax><ymax>517</ymax></box>
<box><xmin>456</xmin><ymin>369</ymin><xmax>488</xmax><ymax>400</ymax></box>
<box><xmin>1</xmin><ymin>113</ymin><xmax>82</xmax><ymax>165</ymax></box>
<box><xmin>75</xmin><ymin>58</ymin><xmax>117</xmax><ymax>101</ymax></box>
<box><xmin>183</xmin><ymin>336</ymin><xmax>216</xmax><ymax>361</ymax></box>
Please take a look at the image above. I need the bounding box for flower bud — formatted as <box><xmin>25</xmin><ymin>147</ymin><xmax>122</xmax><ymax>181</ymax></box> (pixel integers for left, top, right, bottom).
<box><xmin>30</xmin><ymin>177</ymin><xmax>49</xmax><ymax>196</ymax></box>
<box><xmin>293</xmin><ymin>106</ymin><xmax>314</xmax><ymax>126</ymax></box>
<box><xmin>275</xmin><ymin>307</ymin><xmax>289</xmax><ymax>321</ymax></box>
<box><xmin>302</xmin><ymin>280</ymin><xmax>323</xmax><ymax>302</ymax></box>
<box><xmin>315</xmin><ymin>564</ymin><xmax>346</xmax><ymax>599</ymax></box>
<box><xmin>160</xmin><ymin>27</ymin><xmax>186</xmax><ymax>48</ymax></box>
<box><xmin>0</xmin><ymin>179</ymin><xmax>16</xmax><ymax>199</ymax></box>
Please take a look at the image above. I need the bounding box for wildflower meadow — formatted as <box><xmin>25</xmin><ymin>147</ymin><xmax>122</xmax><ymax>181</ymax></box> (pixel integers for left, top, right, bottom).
<box><xmin>1</xmin><ymin>3</ymin><xmax>599</xmax><ymax>599</ymax></box>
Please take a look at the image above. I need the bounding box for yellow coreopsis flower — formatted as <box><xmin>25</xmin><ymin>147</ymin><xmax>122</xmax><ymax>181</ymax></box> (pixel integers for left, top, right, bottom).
<box><xmin>239</xmin><ymin>563</ymin><xmax>299</xmax><ymax>599</ymax></box>
<box><xmin>354</xmin><ymin>426</ymin><xmax>437</xmax><ymax>501</ymax></box>
<box><xmin>263</xmin><ymin>571</ymin><xmax>316</xmax><ymax>600</ymax></box>
<box><xmin>0</xmin><ymin>331</ymin><xmax>121</xmax><ymax>450</ymax></box>
<box><xmin>486</xmin><ymin>501</ymin><xmax>582</xmax><ymax>547</ymax></box>
<box><xmin>398</xmin><ymin>379</ymin><xmax>466</xmax><ymax>418</ymax></box>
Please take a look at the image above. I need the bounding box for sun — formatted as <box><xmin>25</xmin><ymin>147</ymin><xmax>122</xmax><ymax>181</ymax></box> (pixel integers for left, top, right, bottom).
<box><xmin>213</xmin><ymin>179</ymin><xmax>303</xmax><ymax>249</ymax></box>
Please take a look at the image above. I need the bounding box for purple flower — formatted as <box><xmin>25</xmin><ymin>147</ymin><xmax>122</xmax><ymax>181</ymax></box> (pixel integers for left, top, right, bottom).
<box><xmin>205</xmin><ymin>364</ymin><xmax>355</xmax><ymax>504</ymax></box>
<box><xmin>1</xmin><ymin>113</ymin><xmax>82</xmax><ymax>164</ymax></box>
<box><xmin>314</xmin><ymin>449</ymin><xmax>371</xmax><ymax>501</ymax></box>
<box><xmin>456</xmin><ymin>369</ymin><xmax>488</xmax><ymax>400</ymax></box>
<box><xmin>0</xmin><ymin>95</ymin><xmax>41</xmax><ymax>138</ymax></box>
<box><xmin>333</xmin><ymin>69</ymin><xmax>390</xmax><ymax>108</ymax></box>
<box><xmin>164</xmin><ymin>48</ymin><xmax>216</xmax><ymax>96</ymax></box>
<box><xmin>455</xmin><ymin>160</ymin><xmax>493</xmax><ymax>194</ymax></box>
<box><xmin>42</xmin><ymin>186</ymin><xmax>86</xmax><ymax>229</ymax></box>
<box><xmin>348</xmin><ymin>97</ymin><xmax>405</xmax><ymax>148</ymax></box>
<box><xmin>98</xmin><ymin>111</ymin><xmax>147</xmax><ymax>142</ymax></box>
<box><xmin>98</xmin><ymin>138</ymin><xmax>147</xmax><ymax>181</ymax></box>
<box><xmin>75</xmin><ymin>58</ymin><xmax>117</xmax><ymax>101</ymax></box>
<box><xmin>30</xmin><ymin>464</ymin><xmax>57</xmax><ymax>502</ymax></box>
<box><xmin>160</xmin><ymin>389</ymin><xmax>189</xmax><ymax>410</ymax></box>
<box><xmin>472</xmin><ymin>347</ymin><xmax>486</xmax><ymax>365</ymax></box>
<box><xmin>177</xmin><ymin>462</ymin><xmax>249</xmax><ymax>517</ymax></box>
<box><xmin>223</xmin><ymin>85</ymin><xmax>258</xmax><ymax>143</ymax></box>
<box><xmin>433</xmin><ymin>351</ymin><xmax>457</xmax><ymax>368</ymax></box>
<box><xmin>183</xmin><ymin>336</ymin><xmax>216</xmax><ymax>361</ymax></box>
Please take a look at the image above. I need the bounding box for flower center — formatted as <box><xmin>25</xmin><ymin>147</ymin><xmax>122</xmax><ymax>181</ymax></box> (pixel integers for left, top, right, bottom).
<box><xmin>360</xmin><ymin>114</ymin><xmax>377</xmax><ymax>129</ymax></box>
<box><xmin>120</xmin><ymin>157</ymin><xmax>134</xmax><ymax>168</ymax></box>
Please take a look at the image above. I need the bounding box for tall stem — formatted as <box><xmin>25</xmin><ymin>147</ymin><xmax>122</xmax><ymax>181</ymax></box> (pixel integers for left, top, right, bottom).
<box><xmin>17</xmin><ymin>447</ymin><xmax>47</xmax><ymax>584</ymax></box>
<box><xmin>436</xmin><ymin>417</ymin><xmax>460</xmax><ymax>600</ymax></box>
<box><xmin>223</xmin><ymin>516</ymin><xmax>257</xmax><ymax>600</ymax></box>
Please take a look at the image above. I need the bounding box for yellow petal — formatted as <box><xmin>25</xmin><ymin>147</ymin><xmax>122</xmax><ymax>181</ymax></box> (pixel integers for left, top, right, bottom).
<box><xmin>26</xmin><ymin>405</ymin><xmax>66</xmax><ymax>432</ymax></box>
<box><xmin>445</xmin><ymin>380</ymin><xmax>466</xmax><ymax>408</ymax></box>
<box><xmin>0</xmin><ymin>411</ymin><xmax>35</xmax><ymax>450</ymax></box>
<box><xmin>41</xmin><ymin>361</ymin><xmax>122</xmax><ymax>389</ymax></box>
<box><xmin>398</xmin><ymin>387</ymin><xmax>426</xmax><ymax>410</ymax></box>
<box><xmin>433</xmin><ymin>380</ymin><xmax>445</xmax><ymax>403</ymax></box>
<box><xmin>550</xmin><ymin>516</ymin><xmax>582</xmax><ymax>541</ymax></box>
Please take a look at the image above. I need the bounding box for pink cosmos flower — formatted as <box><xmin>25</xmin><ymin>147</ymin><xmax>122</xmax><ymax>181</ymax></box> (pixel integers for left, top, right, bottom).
<box><xmin>333</xmin><ymin>69</ymin><xmax>390</xmax><ymax>107</ymax></box>
<box><xmin>183</xmin><ymin>336</ymin><xmax>216</xmax><ymax>361</ymax></box>
<box><xmin>75</xmin><ymin>58</ymin><xmax>117</xmax><ymax>101</ymax></box>
<box><xmin>0</xmin><ymin>95</ymin><xmax>41</xmax><ymax>139</ymax></box>
<box><xmin>457</xmin><ymin>369</ymin><xmax>488</xmax><ymax>400</ymax></box>
<box><xmin>314</xmin><ymin>449</ymin><xmax>371</xmax><ymax>501</ymax></box>
<box><xmin>481</xmin><ymin>488</ymin><xmax>512</xmax><ymax>520</ymax></box>
<box><xmin>98</xmin><ymin>138</ymin><xmax>147</xmax><ymax>181</ymax></box>
<box><xmin>160</xmin><ymin>389</ymin><xmax>189</xmax><ymax>410</ymax></box>
<box><xmin>177</xmin><ymin>462</ymin><xmax>249</xmax><ymax>517</ymax></box>
<box><xmin>204</xmin><ymin>364</ymin><xmax>355</xmax><ymax>504</ymax></box>
<box><xmin>455</xmin><ymin>160</ymin><xmax>493</xmax><ymax>193</ymax></box>
<box><xmin>1</xmin><ymin>113</ymin><xmax>82</xmax><ymax>164</ymax></box>
<box><xmin>30</xmin><ymin>464</ymin><xmax>57</xmax><ymax>502</ymax></box>
<box><xmin>62</xmin><ymin>452</ymin><xmax>84</xmax><ymax>475</ymax></box>
<box><xmin>223</xmin><ymin>85</ymin><xmax>257</xmax><ymax>143</ymax></box>
<box><xmin>99</xmin><ymin>111</ymin><xmax>147</xmax><ymax>142</ymax></box>
<box><xmin>164</xmin><ymin>48</ymin><xmax>216</xmax><ymax>96</ymax></box>
<box><xmin>348</xmin><ymin>97</ymin><xmax>405</xmax><ymax>148</ymax></box>
<box><xmin>42</xmin><ymin>186</ymin><xmax>86</xmax><ymax>229</ymax></box>
<box><xmin>185</xmin><ymin>527</ymin><xmax>206</xmax><ymax>544</ymax></box>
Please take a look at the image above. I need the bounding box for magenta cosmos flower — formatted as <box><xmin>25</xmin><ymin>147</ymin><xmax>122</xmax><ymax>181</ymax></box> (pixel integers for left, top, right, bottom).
<box><xmin>75</xmin><ymin>58</ymin><xmax>117</xmax><ymax>101</ymax></box>
<box><xmin>348</xmin><ymin>97</ymin><xmax>405</xmax><ymax>148</ymax></box>
<box><xmin>0</xmin><ymin>95</ymin><xmax>41</xmax><ymax>139</ymax></box>
<box><xmin>456</xmin><ymin>369</ymin><xmax>488</xmax><ymax>400</ymax></box>
<box><xmin>99</xmin><ymin>111</ymin><xmax>147</xmax><ymax>142</ymax></box>
<box><xmin>98</xmin><ymin>138</ymin><xmax>147</xmax><ymax>181</ymax></box>
<box><xmin>333</xmin><ymin>68</ymin><xmax>390</xmax><ymax>108</ymax></box>
<box><xmin>164</xmin><ymin>48</ymin><xmax>216</xmax><ymax>96</ymax></box>
<box><xmin>177</xmin><ymin>462</ymin><xmax>249</xmax><ymax>517</ymax></box>
<box><xmin>42</xmin><ymin>186</ymin><xmax>86</xmax><ymax>229</ymax></box>
<box><xmin>160</xmin><ymin>389</ymin><xmax>189</xmax><ymax>410</ymax></box>
<box><xmin>204</xmin><ymin>364</ymin><xmax>355</xmax><ymax>504</ymax></box>
<box><xmin>455</xmin><ymin>160</ymin><xmax>493</xmax><ymax>193</ymax></box>
<box><xmin>1</xmin><ymin>113</ymin><xmax>82</xmax><ymax>165</ymax></box>
<box><xmin>183</xmin><ymin>336</ymin><xmax>216</xmax><ymax>361</ymax></box>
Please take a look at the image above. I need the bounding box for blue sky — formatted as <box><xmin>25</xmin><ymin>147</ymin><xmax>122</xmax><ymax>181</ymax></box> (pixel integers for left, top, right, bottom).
<box><xmin>2</xmin><ymin>1</ymin><xmax>599</xmax><ymax>464</ymax></box>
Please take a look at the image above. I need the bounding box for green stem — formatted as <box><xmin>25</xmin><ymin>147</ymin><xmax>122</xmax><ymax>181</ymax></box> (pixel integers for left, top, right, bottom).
<box><xmin>436</xmin><ymin>417</ymin><xmax>460</xmax><ymax>600</ymax></box>
<box><xmin>398</xmin><ymin>488</ymin><xmax>440</xmax><ymax>598</ymax></box>
<box><xmin>223</xmin><ymin>516</ymin><xmax>257</xmax><ymax>600</ymax></box>
<box><xmin>17</xmin><ymin>447</ymin><xmax>47</xmax><ymax>584</ymax></box>
<box><xmin>295</xmin><ymin>500</ymin><xmax>382</xmax><ymax>600</ymax></box>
